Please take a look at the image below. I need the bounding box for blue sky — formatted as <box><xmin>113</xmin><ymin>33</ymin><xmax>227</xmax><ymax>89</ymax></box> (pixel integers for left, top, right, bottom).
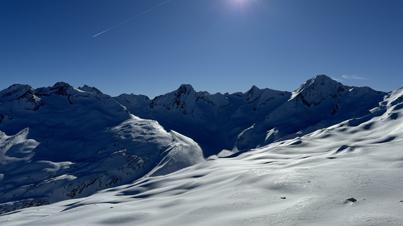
<box><xmin>0</xmin><ymin>0</ymin><xmax>402</xmax><ymax>97</ymax></box>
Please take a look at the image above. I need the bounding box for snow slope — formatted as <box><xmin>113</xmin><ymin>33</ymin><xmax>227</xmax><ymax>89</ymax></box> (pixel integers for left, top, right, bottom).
<box><xmin>0</xmin><ymin>83</ymin><xmax>204</xmax><ymax>213</ymax></box>
<box><xmin>1</xmin><ymin>87</ymin><xmax>402</xmax><ymax>226</ymax></box>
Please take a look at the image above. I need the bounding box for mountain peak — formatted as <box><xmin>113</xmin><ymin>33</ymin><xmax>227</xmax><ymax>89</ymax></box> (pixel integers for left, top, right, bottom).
<box><xmin>313</xmin><ymin>74</ymin><xmax>334</xmax><ymax>81</ymax></box>
<box><xmin>176</xmin><ymin>84</ymin><xmax>195</xmax><ymax>96</ymax></box>
<box><xmin>245</xmin><ymin>85</ymin><xmax>263</xmax><ymax>101</ymax></box>
<box><xmin>0</xmin><ymin>84</ymin><xmax>40</xmax><ymax>109</ymax></box>
<box><xmin>0</xmin><ymin>84</ymin><xmax>34</xmax><ymax>100</ymax></box>
<box><xmin>296</xmin><ymin>75</ymin><xmax>343</xmax><ymax>92</ymax></box>
<box><xmin>304</xmin><ymin>74</ymin><xmax>340</xmax><ymax>88</ymax></box>
<box><xmin>52</xmin><ymin>82</ymin><xmax>73</xmax><ymax>89</ymax></box>
<box><xmin>247</xmin><ymin>85</ymin><xmax>261</xmax><ymax>93</ymax></box>
<box><xmin>47</xmin><ymin>82</ymin><xmax>75</xmax><ymax>96</ymax></box>
<box><xmin>291</xmin><ymin>75</ymin><xmax>346</xmax><ymax>106</ymax></box>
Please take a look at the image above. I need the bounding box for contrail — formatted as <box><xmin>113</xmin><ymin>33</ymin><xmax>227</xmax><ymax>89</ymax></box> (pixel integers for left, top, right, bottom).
<box><xmin>92</xmin><ymin>0</ymin><xmax>173</xmax><ymax>38</ymax></box>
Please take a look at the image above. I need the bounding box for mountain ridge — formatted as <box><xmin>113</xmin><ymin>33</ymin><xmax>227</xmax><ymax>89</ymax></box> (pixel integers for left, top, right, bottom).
<box><xmin>0</xmin><ymin>75</ymin><xmax>386</xmax><ymax>156</ymax></box>
<box><xmin>114</xmin><ymin>75</ymin><xmax>386</xmax><ymax>155</ymax></box>
<box><xmin>0</xmin><ymin>83</ymin><xmax>204</xmax><ymax>213</ymax></box>
<box><xmin>0</xmin><ymin>75</ymin><xmax>394</xmax><ymax>214</ymax></box>
<box><xmin>1</xmin><ymin>82</ymin><xmax>402</xmax><ymax>226</ymax></box>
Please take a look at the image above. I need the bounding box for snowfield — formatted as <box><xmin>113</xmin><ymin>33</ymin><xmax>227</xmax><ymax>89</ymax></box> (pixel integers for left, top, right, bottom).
<box><xmin>0</xmin><ymin>76</ymin><xmax>402</xmax><ymax>225</ymax></box>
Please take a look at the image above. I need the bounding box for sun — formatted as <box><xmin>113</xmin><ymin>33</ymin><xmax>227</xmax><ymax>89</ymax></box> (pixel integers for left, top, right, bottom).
<box><xmin>229</xmin><ymin>0</ymin><xmax>253</xmax><ymax>9</ymax></box>
<box><xmin>233</xmin><ymin>0</ymin><xmax>248</xmax><ymax>6</ymax></box>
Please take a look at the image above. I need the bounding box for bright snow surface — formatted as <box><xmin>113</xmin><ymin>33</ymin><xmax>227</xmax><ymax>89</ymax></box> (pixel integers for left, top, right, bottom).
<box><xmin>1</xmin><ymin>88</ymin><xmax>402</xmax><ymax>226</ymax></box>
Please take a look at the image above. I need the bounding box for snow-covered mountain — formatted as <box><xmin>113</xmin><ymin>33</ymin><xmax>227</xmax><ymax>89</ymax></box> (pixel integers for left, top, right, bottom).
<box><xmin>0</xmin><ymin>83</ymin><xmax>204</xmax><ymax>213</ymax></box>
<box><xmin>0</xmin><ymin>75</ymin><xmax>400</xmax><ymax>224</ymax></box>
<box><xmin>2</xmin><ymin>85</ymin><xmax>402</xmax><ymax>226</ymax></box>
<box><xmin>115</xmin><ymin>84</ymin><xmax>290</xmax><ymax>156</ymax></box>
<box><xmin>115</xmin><ymin>75</ymin><xmax>385</xmax><ymax>155</ymax></box>
<box><xmin>235</xmin><ymin>75</ymin><xmax>386</xmax><ymax>151</ymax></box>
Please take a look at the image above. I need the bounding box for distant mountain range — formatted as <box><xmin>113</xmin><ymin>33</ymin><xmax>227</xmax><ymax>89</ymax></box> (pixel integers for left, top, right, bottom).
<box><xmin>114</xmin><ymin>75</ymin><xmax>385</xmax><ymax>155</ymax></box>
<box><xmin>0</xmin><ymin>75</ymin><xmax>398</xmax><ymax>214</ymax></box>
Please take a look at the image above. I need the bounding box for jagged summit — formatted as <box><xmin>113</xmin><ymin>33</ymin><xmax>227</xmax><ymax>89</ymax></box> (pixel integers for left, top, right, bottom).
<box><xmin>174</xmin><ymin>84</ymin><xmax>196</xmax><ymax>97</ymax></box>
<box><xmin>244</xmin><ymin>85</ymin><xmax>290</xmax><ymax>103</ymax></box>
<box><xmin>247</xmin><ymin>85</ymin><xmax>261</xmax><ymax>93</ymax></box>
<box><xmin>297</xmin><ymin>74</ymin><xmax>341</xmax><ymax>91</ymax></box>
<box><xmin>291</xmin><ymin>74</ymin><xmax>346</xmax><ymax>106</ymax></box>
<box><xmin>47</xmin><ymin>82</ymin><xmax>76</xmax><ymax>96</ymax></box>
<box><xmin>0</xmin><ymin>82</ymin><xmax>111</xmax><ymax>103</ymax></box>
<box><xmin>34</xmin><ymin>82</ymin><xmax>91</xmax><ymax>97</ymax></box>
<box><xmin>0</xmin><ymin>84</ymin><xmax>40</xmax><ymax>111</ymax></box>
<box><xmin>295</xmin><ymin>74</ymin><xmax>342</xmax><ymax>92</ymax></box>
<box><xmin>0</xmin><ymin>84</ymin><xmax>34</xmax><ymax>101</ymax></box>
<box><xmin>291</xmin><ymin>75</ymin><xmax>384</xmax><ymax>108</ymax></box>
<box><xmin>245</xmin><ymin>85</ymin><xmax>263</xmax><ymax>100</ymax></box>
<box><xmin>52</xmin><ymin>81</ymin><xmax>73</xmax><ymax>88</ymax></box>
<box><xmin>309</xmin><ymin>74</ymin><xmax>337</xmax><ymax>83</ymax></box>
<box><xmin>0</xmin><ymin>82</ymin><xmax>115</xmax><ymax>112</ymax></box>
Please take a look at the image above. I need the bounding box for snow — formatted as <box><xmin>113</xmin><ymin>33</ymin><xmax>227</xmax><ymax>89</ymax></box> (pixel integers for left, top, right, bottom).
<box><xmin>0</xmin><ymin>76</ymin><xmax>402</xmax><ymax>225</ymax></box>
<box><xmin>0</xmin><ymin>83</ymin><xmax>204</xmax><ymax>213</ymax></box>
<box><xmin>0</xmin><ymin>128</ymin><xmax>39</xmax><ymax>164</ymax></box>
<box><xmin>114</xmin><ymin>82</ymin><xmax>291</xmax><ymax>156</ymax></box>
<box><xmin>235</xmin><ymin>75</ymin><xmax>385</xmax><ymax>151</ymax></box>
<box><xmin>1</xmin><ymin>87</ymin><xmax>402</xmax><ymax>226</ymax></box>
<box><xmin>113</xmin><ymin>75</ymin><xmax>385</xmax><ymax>156</ymax></box>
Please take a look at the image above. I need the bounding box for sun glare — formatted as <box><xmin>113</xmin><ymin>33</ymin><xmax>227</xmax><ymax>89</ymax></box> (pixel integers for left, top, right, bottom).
<box><xmin>228</xmin><ymin>0</ymin><xmax>254</xmax><ymax>10</ymax></box>
<box><xmin>233</xmin><ymin>0</ymin><xmax>248</xmax><ymax>6</ymax></box>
